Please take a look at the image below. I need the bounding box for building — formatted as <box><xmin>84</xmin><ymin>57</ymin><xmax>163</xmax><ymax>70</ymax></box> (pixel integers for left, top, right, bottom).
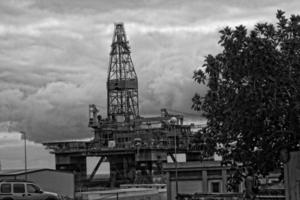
<box><xmin>0</xmin><ymin>168</ymin><xmax>75</xmax><ymax>199</ymax></box>
<box><xmin>163</xmin><ymin>161</ymin><xmax>243</xmax><ymax>200</ymax></box>
<box><xmin>163</xmin><ymin>161</ymin><xmax>286</xmax><ymax>200</ymax></box>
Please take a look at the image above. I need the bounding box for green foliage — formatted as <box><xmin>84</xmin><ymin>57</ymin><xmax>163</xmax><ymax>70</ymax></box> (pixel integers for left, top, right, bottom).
<box><xmin>193</xmin><ymin>10</ymin><xmax>300</xmax><ymax>180</ymax></box>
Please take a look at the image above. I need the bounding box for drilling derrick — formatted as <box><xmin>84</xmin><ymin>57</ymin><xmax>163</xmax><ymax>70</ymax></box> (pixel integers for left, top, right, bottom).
<box><xmin>107</xmin><ymin>23</ymin><xmax>139</xmax><ymax>122</ymax></box>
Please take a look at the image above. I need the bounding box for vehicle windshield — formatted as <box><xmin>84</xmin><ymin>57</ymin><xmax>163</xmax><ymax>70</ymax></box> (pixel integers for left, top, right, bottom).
<box><xmin>27</xmin><ymin>184</ymin><xmax>41</xmax><ymax>193</ymax></box>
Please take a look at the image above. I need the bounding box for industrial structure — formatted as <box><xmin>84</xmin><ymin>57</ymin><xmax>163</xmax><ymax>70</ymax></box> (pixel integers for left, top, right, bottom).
<box><xmin>44</xmin><ymin>23</ymin><xmax>204</xmax><ymax>189</ymax></box>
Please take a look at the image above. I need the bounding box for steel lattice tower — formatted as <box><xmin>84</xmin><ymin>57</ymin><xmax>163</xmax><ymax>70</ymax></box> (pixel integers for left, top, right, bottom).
<box><xmin>107</xmin><ymin>23</ymin><xmax>139</xmax><ymax>121</ymax></box>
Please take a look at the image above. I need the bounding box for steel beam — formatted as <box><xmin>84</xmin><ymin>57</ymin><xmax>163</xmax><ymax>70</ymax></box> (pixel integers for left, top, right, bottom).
<box><xmin>168</xmin><ymin>152</ymin><xmax>177</xmax><ymax>163</ymax></box>
<box><xmin>88</xmin><ymin>156</ymin><xmax>105</xmax><ymax>181</ymax></box>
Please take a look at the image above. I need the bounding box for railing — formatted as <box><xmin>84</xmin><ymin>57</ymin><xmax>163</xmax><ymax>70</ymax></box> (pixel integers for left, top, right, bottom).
<box><xmin>45</xmin><ymin>136</ymin><xmax>210</xmax><ymax>155</ymax></box>
<box><xmin>256</xmin><ymin>189</ymin><xmax>285</xmax><ymax>200</ymax></box>
<box><xmin>177</xmin><ymin>190</ymin><xmax>285</xmax><ymax>200</ymax></box>
<box><xmin>177</xmin><ymin>193</ymin><xmax>243</xmax><ymax>200</ymax></box>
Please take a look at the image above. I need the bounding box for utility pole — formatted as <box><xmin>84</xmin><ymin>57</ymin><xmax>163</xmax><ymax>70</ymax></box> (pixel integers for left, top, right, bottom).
<box><xmin>174</xmin><ymin>124</ymin><xmax>178</xmax><ymax>199</ymax></box>
<box><xmin>20</xmin><ymin>131</ymin><xmax>27</xmax><ymax>180</ymax></box>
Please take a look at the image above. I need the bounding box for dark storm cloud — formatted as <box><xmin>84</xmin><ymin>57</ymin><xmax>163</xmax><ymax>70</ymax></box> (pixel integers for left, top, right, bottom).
<box><xmin>0</xmin><ymin>0</ymin><xmax>299</xmax><ymax>142</ymax></box>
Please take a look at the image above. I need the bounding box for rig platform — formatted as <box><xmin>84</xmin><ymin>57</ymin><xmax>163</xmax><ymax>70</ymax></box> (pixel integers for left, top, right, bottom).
<box><xmin>44</xmin><ymin>23</ymin><xmax>205</xmax><ymax>189</ymax></box>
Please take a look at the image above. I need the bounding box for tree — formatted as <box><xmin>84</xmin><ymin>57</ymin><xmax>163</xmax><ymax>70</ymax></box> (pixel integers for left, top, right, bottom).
<box><xmin>192</xmin><ymin>10</ymin><xmax>300</xmax><ymax>189</ymax></box>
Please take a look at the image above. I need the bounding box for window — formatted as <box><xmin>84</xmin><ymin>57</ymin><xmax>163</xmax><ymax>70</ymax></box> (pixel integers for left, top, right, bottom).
<box><xmin>27</xmin><ymin>184</ymin><xmax>40</xmax><ymax>193</ymax></box>
<box><xmin>1</xmin><ymin>184</ymin><xmax>11</xmax><ymax>193</ymax></box>
<box><xmin>211</xmin><ymin>182</ymin><xmax>220</xmax><ymax>193</ymax></box>
<box><xmin>13</xmin><ymin>184</ymin><xmax>25</xmax><ymax>193</ymax></box>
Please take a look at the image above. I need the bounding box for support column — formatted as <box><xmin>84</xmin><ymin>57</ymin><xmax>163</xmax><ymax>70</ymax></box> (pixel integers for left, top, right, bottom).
<box><xmin>108</xmin><ymin>154</ymin><xmax>135</xmax><ymax>186</ymax></box>
<box><xmin>222</xmin><ymin>169</ymin><xmax>227</xmax><ymax>193</ymax></box>
<box><xmin>202</xmin><ymin>170</ymin><xmax>208</xmax><ymax>193</ymax></box>
<box><xmin>167</xmin><ymin>172</ymin><xmax>172</xmax><ymax>200</ymax></box>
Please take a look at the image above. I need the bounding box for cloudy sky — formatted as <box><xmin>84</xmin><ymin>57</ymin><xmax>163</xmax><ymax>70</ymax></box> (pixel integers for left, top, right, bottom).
<box><xmin>0</xmin><ymin>0</ymin><xmax>299</xmax><ymax>148</ymax></box>
<box><xmin>0</xmin><ymin>131</ymin><xmax>54</xmax><ymax>170</ymax></box>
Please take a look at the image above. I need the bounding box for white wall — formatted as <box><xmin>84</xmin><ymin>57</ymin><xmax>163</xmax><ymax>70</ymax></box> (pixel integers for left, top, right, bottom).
<box><xmin>170</xmin><ymin>180</ymin><xmax>203</xmax><ymax>200</ymax></box>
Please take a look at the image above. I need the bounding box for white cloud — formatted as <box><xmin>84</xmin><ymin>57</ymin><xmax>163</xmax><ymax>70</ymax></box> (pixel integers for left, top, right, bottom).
<box><xmin>0</xmin><ymin>131</ymin><xmax>55</xmax><ymax>170</ymax></box>
<box><xmin>0</xmin><ymin>18</ymin><xmax>64</xmax><ymax>36</ymax></box>
<box><xmin>125</xmin><ymin>19</ymin><xmax>259</xmax><ymax>35</ymax></box>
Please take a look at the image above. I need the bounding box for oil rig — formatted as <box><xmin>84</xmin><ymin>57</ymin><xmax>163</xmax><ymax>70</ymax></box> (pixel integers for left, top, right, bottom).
<box><xmin>44</xmin><ymin>23</ymin><xmax>204</xmax><ymax>189</ymax></box>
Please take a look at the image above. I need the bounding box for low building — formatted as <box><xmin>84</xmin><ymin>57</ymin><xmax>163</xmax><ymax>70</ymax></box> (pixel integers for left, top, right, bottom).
<box><xmin>163</xmin><ymin>161</ymin><xmax>243</xmax><ymax>200</ymax></box>
<box><xmin>0</xmin><ymin>168</ymin><xmax>75</xmax><ymax>199</ymax></box>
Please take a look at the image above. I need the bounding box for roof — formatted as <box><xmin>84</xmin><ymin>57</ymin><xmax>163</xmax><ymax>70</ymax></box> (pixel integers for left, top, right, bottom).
<box><xmin>0</xmin><ymin>168</ymin><xmax>73</xmax><ymax>176</ymax></box>
<box><xmin>42</xmin><ymin>137</ymin><xmax>93</xmax><ymax>144</ymax></box>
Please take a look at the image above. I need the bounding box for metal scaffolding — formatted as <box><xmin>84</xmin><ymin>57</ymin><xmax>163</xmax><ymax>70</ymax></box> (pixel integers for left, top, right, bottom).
<box><xmin>107</xmin><ymin>23</ymin><xmax>139</xmax><ymax>122</ymax></box>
